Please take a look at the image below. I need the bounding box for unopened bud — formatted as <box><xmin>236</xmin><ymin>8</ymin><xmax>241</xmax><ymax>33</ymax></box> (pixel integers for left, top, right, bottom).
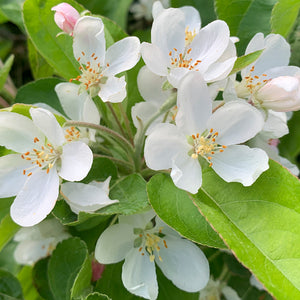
<box><xmin>256</xmin><ymin>75</ymin><xmax>300</xmax><ymax>112</ymax></box>
<box><xmin>52</xmin><ymin>2</ymin><xmax>80</xmax><ymax>35</ymax></box>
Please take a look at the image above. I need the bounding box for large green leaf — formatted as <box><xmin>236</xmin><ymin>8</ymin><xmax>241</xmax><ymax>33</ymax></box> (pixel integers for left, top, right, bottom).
<box><xmin>214</xmin><ymin>0</ymin><xmax>278</xmax><ymax>54</ymax></box>
<box><xmin>0</xmin><ymin>0</ymin><xmax>25</xmax><ymax>31</ymax></box>
<box><xmin>48</xmin><ymin>238</ymin><xmax>92</xmax><ymax>300</ymax></box>
<box><xmin>23</xmin><ymin>0</ymin><xmax>84</xmax><ymax>80</ymax></box>
<box><xmin>271</xmin><ymin>0</ymin><xmax>300</xmax><ymax>37</ymax></box>
<box><xmin>15</xmin><ymin>78</ymin><xmax>65</xmax><ymax>115</ymax></box>
<box><xmin>147</xmin><ymin>173</ymin><xmax>225</xmax><ymax>249</ymax></box>
<box><xmin>0</xmin><ymin>214</ymin><xmax>19</xmax><ymax>252</ymax></box>
<box><xmin>0</xmin><ymin>55</ymin><xmax>14</xmax><ymax>91</ymax></box>
<box><xmin>0</xmin><ymin>269</ymin><xmax>23</xmax><ymax>299</ymax></box>
<box><xmin>191</xmin><ymin>160</ymin><xmax>300</xmax><ymax>299</ymax></box>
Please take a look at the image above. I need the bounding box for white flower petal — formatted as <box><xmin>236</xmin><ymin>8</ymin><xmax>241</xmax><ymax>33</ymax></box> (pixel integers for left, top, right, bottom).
<box><xmin>207</xmin><ymin>101</ymin><xmax>264</xmax><ymax>145</ymax></box>
<box><xmin>122</xmin><ymin>248</ymin><xmax>158</xmax><ymax>300</ymax></box>
<box><xmin>137</xmin><ymin>66</ymin><xmax>170</xmax><ymax>105</ymax></box>
<box><xmin>179</xmin><ymin>6</ymin><xmax>201</xmax><ymax>33</ymax></box>
<box><xmin>167</xmin><ymin>67</ymin><xmax>190</xmax><ymax>88</ymax></box>
<box><xmin>61</xmin><ymin>182</ymin><xmax>118</xmax><ymax>214</ymax></box>
<box><xmin>119</xmin><ymin>210</ymin><xmax>156</xmax><ymax>228</ymax></box>
<box><xmin>73</xmin><ymin>16</ymin><xmax>105</xmax><ymax>66</ymax></box>
<box><xmin>176</xmin><ymin>71</ymin><xmax>212</xmax><ymax>135</ymax></box>
<box><xmin>82</xmin><ymin>94</ymin><xmax>100</xmax><ymax>124</ymax></box>
<box><xmin>144</xmin><ymin>123</ymin><xmax>189</xmax><ymax>171</ymax></box>
<box><xmin>262</xmin><ymin>110</ymin><xmax>288</xmax><ymax>139</ymax></box>
<box><xmin>0</xmin><ymin>154</ymin><xmax>31</xmax><ymax>197</ymax></box>
<box><xmin>59</xmin><ymin>141</ymin><xmax>93</xmax><ymax>181</ymax></box>
<box><xmin>55</xmin><ymin>82</ymin><xmax>87</xmax><ymax>121</ymax></box>
<box><xmin>98</xmin><ymin>76</ymin><xmax>127</xmax><ymax>103</ymax></box>
<box><xmin>141</xmin><ymin>42</ymin><xmax>169</xmax><ymax>76</ymax></box>
<box><xmin>171</xmin><ymin>152</ymin><xmax>202</xmax><ymax>194</ymax></box>
<box><xmin>0</xmin><ymin>111</ymin><xmax>42</xmax><ymax>153</ymax></box>
<box><xmin>95</xmin><ymin>223</ymin><xmax>135</xmax><ymax>264</ymax></box>
<box><xmin>189</xmin><ymin>20</ymin><xmax>230</xmax><ymax>71</ymax></box>
<box><xmin>279</xmin><ymin>156</ymin><xmax>299</xmax><ymax>176</ymax></box>
<box><xmin>222</xmin><ymin>286</ymin><xmax>241</xmax><ymax>300</ymax></box>
<box><xmin>10</xmin><ymin>168</ymin><xmax>59</xmax><ymax>227</ymax></box>
<box><xmin>263</xmin><ymin>65</ymin><xmax>300</xmax><ymax>79</ymax></box>
<box><xmin>104</xmin><ymin>37</ymin><xmax>140</xmax><ymax>76</ymax></box>
<box><xmin>30</xmin><ymin>108</ymin><xmax>65</xmax><ymax>146</ymax></box>
<box><xmin>14</xmin><ymin>239</ymin><xmax>53</xmax><ymax>265</ymax></box>
<box><xmin>151</xmin><ymin>8</ymin><xmax>185</xmax><ymax>60</ymax></box>
<box><xmin>156</xmin><ymin>235</ymin><xmax>209</xmax><ymax>292</ymax></box>
<box><xmin>211</xmin><ymin>145</ymin><xmax>269</xmax><ymax>186</ymax></box>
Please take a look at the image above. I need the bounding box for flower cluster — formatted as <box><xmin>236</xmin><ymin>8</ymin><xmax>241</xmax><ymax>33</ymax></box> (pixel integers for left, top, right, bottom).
<box><xmin>0</xmin><ymin>1</ymin><xmax>299</xmax><ymax>299</ymax></box>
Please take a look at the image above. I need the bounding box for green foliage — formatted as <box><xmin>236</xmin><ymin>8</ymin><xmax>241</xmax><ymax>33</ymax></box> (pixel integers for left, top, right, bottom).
<box><xmin>271</xmin><ymin>0</ymin><xmax>300</xmax><ymax>37</ymax></box>
<box><xmin>23</xmin><ymin>0</ymin><xmax>84</xmax><ymax>80</ymax></box>
<box><xmin>191</xmin><ymin>160</ymin><xmax>300</xmax><ymax>299</ymax></box>
<box><xmin>214</xmin><ymin>0</ymin><xmax>278</xmax><ymax>54</ymax></box>
<box><xmin>85</xmin><ymin>293</ymin><xmax>111</xmax><ymax>300</ymax></box>
<box><xmin>229</xmin><ymin>50</ymin><xmax>263</xmax><ymax>75</ymax></box>
<box><xmin>0</xmin><ymin>55</ymin><xmax>14</xmax><ymax>91</ymax></box>
<box><xmin>27</xmin><ymin>39</ymin><xmax>54</xmax><ymax>80</ymax></box>
<box><xmin>147</xmin><ymin>173</ymin><xmax>225</xmax><ymax>249</ymax></box>
<box><xmin>0</xmin><ymin>269</ymin><xmax>23</xmax><ymax>299</ymax></box>
<box><xmin>0</xmin><ymin>0</ymin><xmax>25</xmax><ymax>31</ymax></box>
<box><xmin>15</xmin><ymin>78</ymin><xmax>65</xmax><ymax>115</ymax></box>
<box><xmin>48</xmin><ymin>238</ymin><xmax>92</xmax><ymax>300</ymax></box>
<box><xmin>0</xmin><ymin>215</ymin><xmax>19</xmax><ymax>253</ymax></box>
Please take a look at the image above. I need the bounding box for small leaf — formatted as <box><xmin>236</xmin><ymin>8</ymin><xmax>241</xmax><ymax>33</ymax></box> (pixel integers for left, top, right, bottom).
<box><xmin>191</xmin><ymin>160</ymin><xmax>300</xmax><ymax>299</ymax></box>
<box><xmin>15</xmin><ymin>78</ymin><xmax>65</xmax><ymax>115</ymax></box>
<box><xmin>147</xmin><ymin>173</ymin><xmax>225</xmax><ymax>249</ymax></box>
<box><xmin>0</xmin><ymin>214</ymin><xmax>20</xmax><ymax>252</ymax></box>
<box><xmin>0</xmin><ymin>0</ymin><xmax>25</xmax><ymax>31</ymax></box>
<box><xmin>0</xmin><ymin>54</ymin><xmax>14</xmax><ymax>91</ymax></box>
<box><xmin>229</xmin><ymin>50</ymin><xmax>263</xmax><ymax>75</ymax></box>
<box><xmin>48</xmin><ymin>238</ymin><xmax>92</xmax><ymax>300</ymax></box>
<box><xmin>271</xmin><ymin>0</ymin><xmax>300</xmax><ymax>37</ymax></box>
<box><xmin>0</xmin><ymin>269</ymin><xmax>23</xmax><ymax>299</ymax></box>
<box><xmin>85</xmin><ymin>292</ymin><xmax>111</xmax><ymax>300</ymax></box>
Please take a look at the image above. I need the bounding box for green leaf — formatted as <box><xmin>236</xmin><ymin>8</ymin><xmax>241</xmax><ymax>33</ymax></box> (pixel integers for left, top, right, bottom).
<box><xmin>229</xmin><ymin>50</ymin><xmax>263</xmax><ymax>75</ymax></box>
<box><xmin>279</xmin><ymin>110</ymin><xmax>300</xmax><ymax>163</ymax></box>
<box><xmin>78</xmin><ymin>0</ymin><xmax>133</xmax><ymax>30</ymax></box>
<box><xmin>191</xmin><ymin>160</ymin><xmax>300</xmax><ymax>299</ymax></box>
<box><xmin>15</xmin><ymin>78</ymin><xmax>65</xmax><ymax>115</ymax></box>
<box><xmin>0</xmin><ymin>214</ymin><xmax>19</xmax><ymax>253</ymax></box>
<box><xmin>0</xmin><ymin>269</ymin><xmax>23</xmax><ymax>299</ymax></box>
<box><xmin>85</xmin><ymin>292</ymin><xmax>111</xmax><ymax>300</ymax></box>
<box><xmin>17</xmin><ymin>266</ymin><xmax>43</xmax><ymax>300</ymax></box>
<box><xmin>100</xmin><ymin>16</ymin><xmax>127</xmax><ymax>41</ymax></box>
<box><xmin>23</xmin><ymin>0</ymin><xmax>84</xmax><ymax>80</ymax></box>
<box><xmin>0</xmin><ymin>54</ymin><xmax>14</xmax><ymax>91</ymax></box>
<box><xmin>215</xmin><ymin>0</ymin><xmax>277</xmax><ymax>54</ymax></box>
<box><xmin>27</xmin><ymin>39</ymin><xmax>54</xmax><ymax>80</ymax></box>
<box><xmin>271</xmin><ymin>0</ymin><xmax>300</xmax><ymax>37</ymax></box>
<box><xmin>32</xmin><ymin>258</ymin><xmax>55</xmax><ymax>300</ymax></box>
<box><xmin>147</xmin><ymin>173</ymin><xmax>225</xmax><ymax>248</ymax></box>
<box><xmin>0</xmin><ymin>241</ymin><xmax>20</xmax><ymax>275</ymax></box>
<box><xmin>0</xmin><ymin>0</ymin><xmax>25</xmax><ymax>31</ymax></box>
<box><xmin>98</xmin><ymin>173</ymin><xmax>150</xmax><ymax>215</ymax></box>
<box><xmin>48</xmin><ymin>238</ymin><xmax>92</xmax><ymax>300</ymax></box>
<box><xmin>0</xmin><ymin>197</ymin><xmax>13</xmax><ymax>222</ymax></box>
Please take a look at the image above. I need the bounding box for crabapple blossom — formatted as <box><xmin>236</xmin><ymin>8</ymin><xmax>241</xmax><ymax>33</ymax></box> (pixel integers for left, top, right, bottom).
<box><xmin>141</xmin><ymin>6</ymin><xmax>236</xmax><ymax>87</ymax></box>
<box><xmin>60</xmin><ymin>176</ymin><xmax>119</xmax><ymax>214</ymax></box>
<box><xmin>144</xmin><ymin>72</ymin><xmax>269</xmax><ymax>193</ymax></box>
<box><xmin>0</xmin><ymin>108</ymin><xmax>93</xmax><ymax>227</ymax></box>
<box><xmin>51</xmin><ymin>2</ymin><xmax>80</xmax><ymax>35</ymax></box>
<box><xmin>71</xmin><ymin>16</ymin><xmax>140</xmax><ymax>102</ymax></box>
<box><xmin>95</xmin><ymin>210</ymin><xmax>209</xmax><ymax>299</ymax></box>
<box><xmin>14</xmin><ymin>219</ymin><xmax>70</xmax><ymax>265</ymax></box>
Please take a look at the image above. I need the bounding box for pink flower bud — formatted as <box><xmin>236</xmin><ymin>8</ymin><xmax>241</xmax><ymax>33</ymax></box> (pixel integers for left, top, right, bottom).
<box><xmin>256</xmin><ymin>75</ymin><xmax>300</xmax><ymax>112</ymax></box>
<box><xmin>51</xmin><ymin>2</ymin><xmax>80</xmax><ymax>35</ymax></box>
<box><xmin>91</xmin><ymin>259</ymin><xmax>105</xmax><ymax>282</ymax></box>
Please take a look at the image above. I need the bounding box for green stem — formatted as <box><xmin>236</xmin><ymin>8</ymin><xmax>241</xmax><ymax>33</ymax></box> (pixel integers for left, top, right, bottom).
<box><xmin>118</xmin><ymin>102</ymin><xmax>134</xmax><ymax>144</ymax></box>
<box><xmin>109</xmin><ymin>214</ymin><xmax>119</xmax><ymax>226</ymax></box>
<box><xmin>133</xmin><ymin>93</ymin><xmax>177</xmax><ymax>171</ymax></box>
<box><xmin>64</xmin><ymin>121</ymin><xmax>135</xmax><ymax>156</ymax></box>
<box><xmin>0</xmin><ymin>89</ymin><xmax>14</xmax><ymax>105</ymax></box>
<box><xmin>107</xmin><ymin>102</ymin><xmax>127</xmax><ymax>138</ymax></box>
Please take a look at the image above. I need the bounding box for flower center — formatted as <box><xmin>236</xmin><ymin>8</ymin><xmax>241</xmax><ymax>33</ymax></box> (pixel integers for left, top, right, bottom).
<box><xmin>21</xmin><ymin>137</ymin><xmax>60</xmax><ymax>176</ymax></box>
<box><xmin>70</xmin><ymin>51</ymin><xmax>109</xmax><ymax>96</ymax></box>
<box><xmin>64</xmin><ymin>126</ymin><xmax>82</xmax><ymax>142</ymax></box>
<box><xmin>169</xmin><ymin>47</ymin><xmax>201</xmax><ymax>70</ymax></box>
<box><xmin>134</xmin><ymin>227</ymin><xmax>168</xmax><ymax>262</ymax></box>
<box><xmin>190</xmin><ymin>129</ymin><xmax>226</xmax><ymax>167</ymax></box>
<box><xmin>244</xmin><ymin>66</ymin><xmax>269</xmax><ymax>95</ymax></box>
<box><xmin>185</xmin><ymin>26</ymin><xmax>197</xmax><ymax>46</ymax></box>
